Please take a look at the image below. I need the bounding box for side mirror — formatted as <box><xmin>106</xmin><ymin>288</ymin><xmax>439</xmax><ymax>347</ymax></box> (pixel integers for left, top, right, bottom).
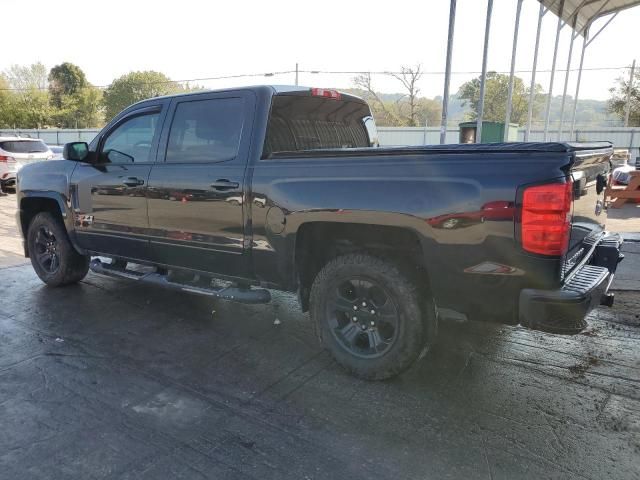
<box><xmin>63</xmin><ymin>142</ymin><xmax>89</xmax><ymax>161</ymax></box>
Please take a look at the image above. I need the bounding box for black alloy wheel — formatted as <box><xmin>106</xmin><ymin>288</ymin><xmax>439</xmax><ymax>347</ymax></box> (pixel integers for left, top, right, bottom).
<box><xmin>33</xmin><ymin>226</ymin><xmax>61</xmax><ymax>274</ymax></box>
<box><xmin>327</xmin><ymin>278</ymin><xmax>399</xmax><ymax>358</ymax></box>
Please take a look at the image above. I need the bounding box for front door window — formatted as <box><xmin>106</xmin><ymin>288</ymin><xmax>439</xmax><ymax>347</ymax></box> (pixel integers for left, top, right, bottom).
<box><xmin>100</xmin><ymin>112</ymin><xmax>160</xmax><ymax>164</ymax></box>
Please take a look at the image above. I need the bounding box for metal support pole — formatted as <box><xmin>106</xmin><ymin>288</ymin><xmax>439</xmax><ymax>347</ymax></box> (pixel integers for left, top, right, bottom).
<box><xmin>569</xmin><ymin>11</ymin><xmax>617</xmax><ymax>137</ymax></box>
<box><xmin>570</xmin><ymin>29</ymin><xmax>588</xmax><ymax>137</ymax></box>
<box><xmin>525</xmin><ymin>3</ymin><xmax>545</xmax><ymax>141</ymax></box>
<box><xmin>504</xmin><ymin>0</ymin><xmax>523</xmax><ymax>141</ymax></box>
<box><xmin>558</xmin><ymin>23</ymin><xmax>578</xmax><ymax>140</ymax></box>
<box><xmin>544</xmin><ymin>0</ymin><xmax>565</xmax><ymax>141</ymax></box>
<box><xmin>295</xmin><ymin>63</ymin><xmax>299</xmax><ymax>86</ymax></box>
<box><xmin>624</xmin><ymin>60</ymin><xmax>636</xmax><ymax>127</ymax></box>
<box><xmin>440</xmin><ymin>0</ymin><xmax>457</xmax><ymax>145</ymax></box>
<box><xmin>423</xmin><ymin>117</ymin><xmax>429</xmax><ymax>145</ymax></box>
<box><xmin>476</xmin><ymin>0</ymin><xmax>493</xmax><ymax>143</ymax></box>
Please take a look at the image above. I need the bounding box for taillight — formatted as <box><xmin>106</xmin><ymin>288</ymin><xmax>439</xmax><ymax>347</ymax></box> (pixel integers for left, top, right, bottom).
<box><xmin>521</xmin><ymin>181</ymin><xmax>572</xmax><ymax>256</ymax></box>
<box><xmin>311</xmin><ymin>88</ymin><xmax>341</xmax><ymax>100</ymax></box>
<box><xmin>0</xmin><ymin>155</ymin><xmax>15</xmax><ymax>163</ymax></box>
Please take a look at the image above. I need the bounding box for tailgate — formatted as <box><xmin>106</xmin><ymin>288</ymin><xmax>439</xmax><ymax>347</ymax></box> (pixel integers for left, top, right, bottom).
<box><xmin>564</xmin><ymin>144</ymin><xmax>613</xmax><ymax>275</ymax></box>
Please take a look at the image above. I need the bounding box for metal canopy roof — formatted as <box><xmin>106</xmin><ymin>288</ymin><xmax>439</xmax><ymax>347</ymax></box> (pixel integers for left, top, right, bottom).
<box><xmin>540</xmin><ymin>0</ymin><xmax>640</xmax><ymax>34</ymax></box>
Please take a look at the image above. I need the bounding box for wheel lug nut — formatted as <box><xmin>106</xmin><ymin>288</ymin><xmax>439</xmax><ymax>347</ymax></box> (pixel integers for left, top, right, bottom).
<box><xmin>353</xmin><ymin>306</ymin><xmax>358</xmax><ymax>311</ymax></box>
<box><xmin>370</xmin><ymin>321</ymin><xmax>375</xmax><ymax>326</ymax></box>
<box><xmin>362</xmin><ymin>302</ymin><xmax>366</xmax><ymax>307</ymax></box>
<box><xmin>352</xmin><ymin>316</ymin><xmax>358</xmax><ymax>322</ymax></box>
<box><xmin>360</xmin><ymin>324</ymin><xmax>366</xmax><ymax>330</ymax></box>
<box><xmin>370</xmin><ymin>310</ymin><xmax>375</xmax><ymax>314</ymax></box>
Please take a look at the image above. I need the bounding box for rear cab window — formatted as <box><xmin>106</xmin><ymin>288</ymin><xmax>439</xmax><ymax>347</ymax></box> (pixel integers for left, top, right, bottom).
<box><xmin>263</xmin><ymin>92</ymin><xmax>377</xmax><ymax>157</ymax></box>
<box><xmin>0</xmin><ymin>140</ymin><xmax>49</xmax><ymax>153</ymax></box>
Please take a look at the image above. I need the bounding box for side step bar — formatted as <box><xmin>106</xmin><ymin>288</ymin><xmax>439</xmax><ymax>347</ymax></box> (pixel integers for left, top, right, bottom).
<box><xmin>89</xmin><ymin>259</ymin><xmax>271</xmax><ymax>304</ymax></box>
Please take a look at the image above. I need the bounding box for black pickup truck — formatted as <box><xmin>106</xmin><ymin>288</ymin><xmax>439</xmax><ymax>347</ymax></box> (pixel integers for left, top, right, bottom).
<box><xmin>16</xmin><ymin>85</ymin><xmax>622</xmax><ymax>379</ymax></box>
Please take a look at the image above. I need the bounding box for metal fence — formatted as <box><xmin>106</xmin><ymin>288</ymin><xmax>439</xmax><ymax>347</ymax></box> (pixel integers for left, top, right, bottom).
<box><xmin>0</xmin><ymin>129</ymin><xmax>99</xmax><ymax>145</ymax></box>
<box><xmin>2</xmin><ymin>127</ymin><xmax>639</xmax><ymax>160</ymax></box>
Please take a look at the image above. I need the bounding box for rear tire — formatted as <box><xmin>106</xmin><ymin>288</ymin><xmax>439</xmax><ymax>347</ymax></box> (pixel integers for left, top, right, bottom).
<box><xmin>27</xmin><ymin>212</ymin><xmax>89</xmax><ymax>287</ymax></box>
<box><xmin>310</xmin><ymin>253</ymin><xmax>437</xmax><ymax>380</ymax></box>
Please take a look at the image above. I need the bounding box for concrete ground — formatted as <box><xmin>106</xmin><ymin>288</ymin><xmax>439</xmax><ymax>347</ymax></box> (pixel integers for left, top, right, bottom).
<box><xmin>607</xmin><ymin>202</ymin><xmax>640</xmax><ymax>234</ymax></box>
<box><xmin>1</xmin><ymin>193</ymin><xmax>639</xmax><ymax>480</ymax></box>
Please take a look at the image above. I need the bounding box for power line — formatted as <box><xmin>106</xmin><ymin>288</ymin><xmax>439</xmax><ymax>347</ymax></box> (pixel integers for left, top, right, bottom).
<box><xmin>0</xmin><ymin>65</ymin><xmax>633</xmax><ymax>92</ymax></box>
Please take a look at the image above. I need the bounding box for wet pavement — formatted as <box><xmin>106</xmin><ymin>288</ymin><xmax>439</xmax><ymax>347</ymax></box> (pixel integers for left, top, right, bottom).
<box><xmin>1</xmin><ymin>193</ymin><xmax>640</xmax><ymax>479</ymax></box>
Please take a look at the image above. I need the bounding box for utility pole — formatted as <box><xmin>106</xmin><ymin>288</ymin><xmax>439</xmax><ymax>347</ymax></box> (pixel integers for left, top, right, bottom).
<box><xmin>295</xmin><ymin>63</ymin><xmax>299</xmax><ymax>86</ymax></box>
<box><xmin>624</xmin><ymin>59</ymin><xmax>636</xmax><ymax>127</ymax></box>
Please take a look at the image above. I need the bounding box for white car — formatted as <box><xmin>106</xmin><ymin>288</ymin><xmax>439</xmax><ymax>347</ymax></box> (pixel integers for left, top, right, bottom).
<box><xmin>0</xmin><ymin>137</ymin><xmax>53</xmax><ymax>191</ymax></box>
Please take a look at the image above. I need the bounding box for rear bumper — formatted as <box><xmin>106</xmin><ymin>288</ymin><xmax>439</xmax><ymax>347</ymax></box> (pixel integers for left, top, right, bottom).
<box><xmin>519</xmin><ymin>233</ymin><xmax>623</xmax><ymax>334</ymax></box>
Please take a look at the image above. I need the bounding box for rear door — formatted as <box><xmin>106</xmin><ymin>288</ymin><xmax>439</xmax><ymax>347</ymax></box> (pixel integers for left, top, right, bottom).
<box><xmin>146</xmin><ymin>91</ymin><xmax>254</xmax><ymax>277</ymax></box>
<box><xmin>71</xmin><ymin>105</ymin><xmax>165</xmax><ymax>261</ymax></box>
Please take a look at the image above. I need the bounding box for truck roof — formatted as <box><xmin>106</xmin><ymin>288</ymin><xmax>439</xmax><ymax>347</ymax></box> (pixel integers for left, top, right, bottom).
<box><xmin>128</xmin><ymin>85</ymin><xmax>365</xmax><ymax>109</ymax></box>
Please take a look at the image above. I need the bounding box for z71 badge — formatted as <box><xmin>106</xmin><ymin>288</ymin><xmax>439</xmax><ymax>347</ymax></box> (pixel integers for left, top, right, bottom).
<box><xmin>75</xmin><ymin>214</ymin><xmax>94</xmax><ymax>227</ymax></box>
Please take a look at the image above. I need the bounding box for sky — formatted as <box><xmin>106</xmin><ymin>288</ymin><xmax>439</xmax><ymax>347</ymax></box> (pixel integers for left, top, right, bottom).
<box><xmin>2</xmin><ymin>0</ymin><xmax>640</xmax><ymax>101</ymax></box>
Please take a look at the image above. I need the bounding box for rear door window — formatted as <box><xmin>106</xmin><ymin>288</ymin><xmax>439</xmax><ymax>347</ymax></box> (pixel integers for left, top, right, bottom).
<box><xmin>165</xmin><ymin>97</ymin><xmax>245</xmax><ymax>163</ymax></box>
<box><xmin>264</xmin><ymin>95</ymin><xmax>374</xmax><ymax>156</ymax></box>
<box><xmin>0</xmin><ymin>140</ymin><xmax>48</xmax><ymax>153</ymax></box>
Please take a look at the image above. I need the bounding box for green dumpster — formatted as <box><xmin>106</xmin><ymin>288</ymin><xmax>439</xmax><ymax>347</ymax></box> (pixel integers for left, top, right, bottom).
<box><xmin>459</xmin><ymin>121</ymin><xmax>519</xmax><ymax>143</ymax></box>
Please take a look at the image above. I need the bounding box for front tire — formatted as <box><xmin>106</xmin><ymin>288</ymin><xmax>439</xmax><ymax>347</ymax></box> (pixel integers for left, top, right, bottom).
<box><xmin>310</xmin><ymin>253</ymin><xmax>436</xmax><ymax>380</ymax></box>
<box><xmin>27</xmin><ymin>212</ymin><xmax>89</xmax><ymax>287</ymax></box>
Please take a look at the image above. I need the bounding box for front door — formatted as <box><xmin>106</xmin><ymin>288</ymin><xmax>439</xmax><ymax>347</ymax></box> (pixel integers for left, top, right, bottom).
<box><xmin>147</xmin><ymin>92</ymin><xmax>254</xmax><ymax>278</ymax></box>
<box><xmin>71</xmin><ymin>106</ymin><xmax>164</xmax><ymax>261</ymax></box>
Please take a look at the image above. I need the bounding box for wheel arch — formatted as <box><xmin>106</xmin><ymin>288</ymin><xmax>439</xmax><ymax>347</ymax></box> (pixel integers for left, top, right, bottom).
<box><xmin>294</xmin><ymin>221</ymin><xmax>432</xmax><ymax>312</ymax></box>
<box><xmin>19</xmin><ymin>191</ymin><xmax>83</xmax><ymax>257</ymax></box>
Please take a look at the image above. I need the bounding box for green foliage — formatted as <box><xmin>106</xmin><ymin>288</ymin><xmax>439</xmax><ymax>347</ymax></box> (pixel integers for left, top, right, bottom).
<box><xmin>0</xmin><ymin>65</ymin><xmax>51</xmax><ymax>128</ymax></box>
<box><xmin>457</xmin><ymin>72</ymin><xmax>543</xmax><ymax>125</ymax></box>
<box><xmin>0</xmin><ymin>75</ymin><xmax>13</xmax><ymax>128</ymax></box>
<box><xmin>608</xmin><ymin>70</ymin><xmax>640</xmax><ymax>126</ymax></box>
<box><xmin>9</xmin><ymin>89</ymin><xmax>51</xmax><ymax>129</ymax></box>
<box><xmin>48</xmin><ymin>62</ymin><xmax>88</xmax><ymax>108</ymax></box>
<box><xmin>4</xmin><ymin>62</ymin><xmax>48</xmax><ymax>91</ymax></box>
<box><xmin>51</xmin><ymin>86</ymin><xmax>104</xmax><ymax>128</ymax></box>
<box><xmin>103</xmin><ymin>71</ymin><xmax>184</xmax><ymax>121</ymax></box>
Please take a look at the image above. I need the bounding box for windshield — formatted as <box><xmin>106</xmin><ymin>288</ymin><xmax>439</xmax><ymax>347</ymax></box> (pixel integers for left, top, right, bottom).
<box><xmin>264</xmin><ymin>95</ymin><xmax>376</xmax><ymax>156</ymax></box>
<box><xmin>0</xmin><ymin>140</ymin><xmax>49</xmax><ymax>154</ymax></box>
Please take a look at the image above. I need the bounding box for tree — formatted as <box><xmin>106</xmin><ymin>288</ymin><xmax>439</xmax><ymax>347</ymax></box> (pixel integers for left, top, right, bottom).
<box><xmin>389</xmin><ymin>65</ymin><xmax>423</xmax><ymax>126</ymax></box>
<box><xmin>4</xmin><ymin>62</ymin><xmax>48</xmax><ymax>91</ymax></box>
<box><xmin>352</xmin><ymin>72</ymin><xmax>397</xmax><ymax>124</ymax></box>
<box><xmin>457</xmin><ymin>72</ymin><xmax>542</xmax><ymax>125</ymax></box>
<box><xmin>414</xmin><ymin>97</ymin><xmax>442</xmax><ymax>127</ymax></box>
<box><xmin>608</xmin><ymin>70</ymin><xmax>640</xmax><ymax>126</ymax></box>
<box><xmin>351</xmin><ymin>65</ymin><xmax>438</xmax><ymax>127</ymax></box>
<box><xmin>1</xmin><ymin>63</ymin><xmax>50</xmax><ymax>128</ymax></box>
<box><xmin>52</xmin><ymin>86</ymin><xmax>104</xmax><ymax>128</ymax></box>
<box><xmin>11</xmin><ymin>89</ymin><xmax>51</xmax><ymax>128</ymax></box>
<box><xmin>103</xmin><ymin>71</ymin><xmax>183</xmax><ymax>120</ymax></box>
<box><xmin>48</xmin><ymin>62</ymin><xmax>88</xmax><ymax>108</ymax></box>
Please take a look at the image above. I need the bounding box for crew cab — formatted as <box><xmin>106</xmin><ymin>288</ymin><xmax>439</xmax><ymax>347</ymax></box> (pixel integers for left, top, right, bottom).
<box><xmin>15</xmin><ymin>85</ymin><xmax>622</xmax><ymax>379</ymax></box>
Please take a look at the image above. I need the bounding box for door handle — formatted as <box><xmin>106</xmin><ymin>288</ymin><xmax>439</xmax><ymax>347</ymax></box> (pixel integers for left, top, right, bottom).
<box><xmin>122</xmin><ymin>177</ymin><xmax>144</xmax><ymax>187</ymax></box>
<box><xmin>210</xmin><ymin>179</ymin><xmax>239</xmax><ymax>190</ymax></box>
